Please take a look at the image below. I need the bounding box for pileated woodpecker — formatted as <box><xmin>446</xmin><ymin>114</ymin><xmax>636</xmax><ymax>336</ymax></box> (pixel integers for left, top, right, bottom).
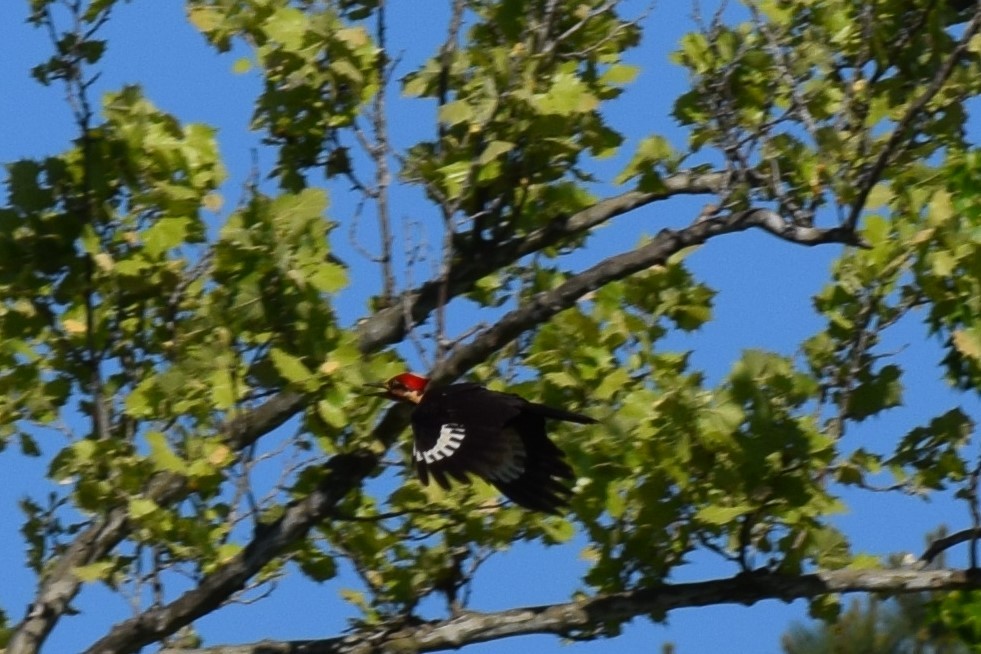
<box><xmin>370</xmin><ymin>373</ymin><xmax>595</xmax><ymax>513</ymax></box>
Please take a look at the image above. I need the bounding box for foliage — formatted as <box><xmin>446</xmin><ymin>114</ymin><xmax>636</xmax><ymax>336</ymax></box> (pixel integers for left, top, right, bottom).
<box><xmin>783</xmin><ymin>594</ymin><xmax>971</xmax><ymax>654</ymax></box>
<box><xmin>1</xmin><ymin>0</ymin><xmax>980</xmax><ymax>653</ymax></box>
<box><xmin>930</xmin><ymin>590</ymin><xmax>981</xmax><ymax>649</ymax></box>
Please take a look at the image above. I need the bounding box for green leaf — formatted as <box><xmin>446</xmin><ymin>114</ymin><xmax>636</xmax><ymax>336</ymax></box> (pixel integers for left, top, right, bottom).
<box><xmin>73</xmin><ymin>560</ymin><xmax>116</xmax><ymax>583</ymax></box>
<box><xmin>952</xmin><ymin>329</ymin><xmax>981</xmax><ymax>362</ymax></box>
<box><xmin>845</xmin><ymin>364</ymin><xmax>903</xmax><ymax>421</ymax></box>
<box><xmin>187</xmin><ymin>6</ymin><xmax>224</xmax><ymax>33</ymax></box>
<box><xmin>808</xmin><ymin>594</ymin><xmax>841</xmax><ymax>622</ymax></box>
<box><xmin>265</xmin><ymin>7</ymin><xmax>307</xmax><ymax>50</ymax></box>
<box><xmin>143</xmin><ymin>216</ymin><xmax>192</xmax><ymax>256</ymax></box>
<box><xmin>698</xmin><ymin>403</ymin><xmax>744</xmax><ymax>439</ymax></box>
<box><xmin>861</xmin><ymin>214</ymin><xmax>890</xmax><ymax>246</ymax></box>
<box><xmin>128</xmin><ymin>497</ymin><xmax>158</xmax><ymax>520</ymax></box>
<box><xmin>436</xmin><ymin>160</ymin><xmax>471</xmax><ymax>198</ymax></box>
<box><xmin>535</xmin><ymin>74</ymin><xmax>598</xmax><ymax>115</ymax></box>
<box><xmin>437</xmin><ymin>100</ymin><xmax>474</xmax><ymax>126</ymax></box>
<box><xmin>270</xmin><ymin>348</ymin><xmax>313</xmax><ymax>386</ymax></box>
<box><xmin>696</xmin><ymin>504</ymin><xmax>751</xmax><ymax>525</ymax></box>
<box><xmin>316</xmin><ymin>399</ymin><xmax>347</xmax><ymax>429</ymax></box>
<box><xmin>19</xmin><ymin>433</ymin><xmax>41</xmax><ymax>457</ymax></box>
<box><xmin>478</xmin><ymin>140</ymin><xmax>515</xmax><ymax>164</ymax></box>
<box><xmin>601</xmin><ymin>63</ymin><xmax>639</xmax><ymax>86</ymax></box>
<box><xmin>209</xmin><ymin>367</ymin><xmax>238</xmax><ymax>409</ymax></box>
<box><xmin>309</xmin><ymin>262</ymin><xmax>347</xmax><ymax>293</ymax></box>
<box><xmin>541</xmin><ymin>518</ymin><xmax>575</xmax><ymax>544</ymax></box>
<box><xmin>615</xmin><ymin>135</ymin><xmax>674</xmax><ymax>186</ymax></box>
<box><xmin>809</xmin><ymin>526</ymin><xmax>850</xmax><ymax>568</ymax></box>
<box><xmin>146</xmin><ymin>431</ymin><xmax>186</xmax><ymax>473</ymax></box>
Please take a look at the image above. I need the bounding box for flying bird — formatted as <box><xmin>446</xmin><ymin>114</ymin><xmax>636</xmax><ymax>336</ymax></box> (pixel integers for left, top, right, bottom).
<box><xmin>369</xmin><ymin>372</ymin><xmax>595</xmax><ymax>513</ymax></box>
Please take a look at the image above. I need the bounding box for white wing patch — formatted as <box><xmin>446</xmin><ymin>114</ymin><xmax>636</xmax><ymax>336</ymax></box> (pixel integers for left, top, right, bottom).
<box><xmin>414</xmin><ymin>423</ymin><xmax>466</xmax><ymax>464</ymax></box>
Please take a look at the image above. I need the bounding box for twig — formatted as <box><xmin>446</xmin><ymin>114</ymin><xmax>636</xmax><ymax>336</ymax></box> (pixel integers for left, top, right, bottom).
<box><xmin>920</xmin><ymin>527</ymin><xmax>981</xmax><ymax>567</ymax></box>
<box><xmin>370</xmin><ymin>1</ymin><xmax>395</xmax><ymax>301</ymax></box>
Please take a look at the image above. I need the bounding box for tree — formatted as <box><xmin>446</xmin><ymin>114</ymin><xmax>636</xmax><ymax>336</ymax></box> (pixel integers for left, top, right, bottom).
<box><xmin>1</xmin><ymin>1</ymin><xmax>979</xmax><ymax>653</ymax></box>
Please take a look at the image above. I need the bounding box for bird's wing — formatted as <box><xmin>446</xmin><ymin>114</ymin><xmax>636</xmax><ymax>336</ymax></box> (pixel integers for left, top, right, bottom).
<box><xmin>410</xmin><ymin>385</ymin><xmax>579</xmax><ymax>513</ymax></box>
<box><xmin>410</xmin><ymin>385</ymin><xmax>523</xmax><ymax>491</ymax></box>
<box><xmin>487</xmin><ymin>412</ymin><xmax>575</xmax><ymax>513</ymax></box>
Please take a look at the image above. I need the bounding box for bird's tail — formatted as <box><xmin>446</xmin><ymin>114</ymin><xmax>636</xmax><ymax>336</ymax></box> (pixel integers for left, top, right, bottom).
<box><xmin>525</xmin><ymin>402</ymin><xmax>597</xmax><ymax>425</ymax></box>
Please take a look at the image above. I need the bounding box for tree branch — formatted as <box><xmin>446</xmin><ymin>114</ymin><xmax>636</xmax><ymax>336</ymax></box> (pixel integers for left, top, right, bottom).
<box><xmin>80</xmin><ymin>451</ymin><xmax>378</xmax><ymax>654</ymax></box>
<box><xmin>157</xmin><ymin>567</ymin><xmax>981</xmax><ymax>654</ymax></box>
<box><xmin>844</xmin><ymin>7</ymin><xmax>981</xmax><ymax>229</ymax></box>
<box><xmin>355</xmin><ymin>169</ymin><xmax>725</xmax><ymax>352</ymax></box>
<box><xmin>431</xmin><ymin>206</ymin><xmax>865</xmax><ymax>386</ymax></box>
<box><xmin>369</xmin><ymin>0</ymin><xmax>395</xmax><ymax>302</ymax></box>
<box><xmin>6</xmin><ymin>391</ymin><xmax>306</xmax><ymax>654</ymax></box>
<box><xmin>919</xmin><ymin>527</ymin><xmax>981</xmax><ymax>567</ymax></box>
<box><xmin>733</xmin><ymin>208</ymin><xmax>869</xmax><ymax>248</ymax></box>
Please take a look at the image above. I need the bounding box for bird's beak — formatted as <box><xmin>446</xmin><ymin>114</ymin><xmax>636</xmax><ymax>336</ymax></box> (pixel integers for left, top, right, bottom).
<box><xmin>362</xmin><ymin>382</ymin><xmax>390</xmax><ymax>398</ymax></box>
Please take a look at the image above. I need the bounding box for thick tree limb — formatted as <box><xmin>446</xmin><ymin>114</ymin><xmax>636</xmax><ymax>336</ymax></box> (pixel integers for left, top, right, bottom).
<box><xmin>435</xmin><ymin>207</ymin><xmax>863</xmax><ymax>383</ymax></box>
<box><xmin>157</xmin><ymin>567</ymin><xmax>981</xmax><ymax>654</ymax></box>
<box><xmin>355</xmin><ymin>170</ymin><xmax>725</xmax><ymax>352</ymax></box>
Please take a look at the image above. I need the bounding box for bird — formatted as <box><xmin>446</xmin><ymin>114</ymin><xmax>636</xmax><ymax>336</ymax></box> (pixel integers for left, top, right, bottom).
<box><xmin>368</xmin><ymin>372</ymin><xmax>595</xmax><ymax>513</ymax></box>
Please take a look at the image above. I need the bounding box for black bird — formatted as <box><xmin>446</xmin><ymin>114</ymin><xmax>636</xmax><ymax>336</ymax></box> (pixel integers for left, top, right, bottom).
<box><xmin>370</xmin><ymin>373</ymin><xmax>595</xmax><ymax>513</ymax></box>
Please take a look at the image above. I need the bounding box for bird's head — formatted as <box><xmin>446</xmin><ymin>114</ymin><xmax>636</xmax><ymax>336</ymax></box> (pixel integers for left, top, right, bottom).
<box><xmin>365</xmin><ymin>372</ymin><xmax>429</xmax><ymax>404</ymax></box>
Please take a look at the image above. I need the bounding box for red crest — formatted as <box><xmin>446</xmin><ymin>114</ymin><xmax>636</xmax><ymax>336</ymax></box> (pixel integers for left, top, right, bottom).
<box><xmin>389</xmin><ymin>372</ymin><xmax>429</xmax><ymax>392</ymax></box>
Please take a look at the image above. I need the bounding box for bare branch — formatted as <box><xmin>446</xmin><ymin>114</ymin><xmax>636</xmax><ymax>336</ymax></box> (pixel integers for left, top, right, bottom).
<box><xmin>429</xmin><ymin>205</ymin><xmax>864</xmax><ymax>385</ymax></box>
<box><xmin>158</xmin><ymin>567</ymin><xmax>981</xmax><ymax>654</ymax></box>
<box><xmin>733</xmin><ymin>208</ymin><xmax>868</xmax><ymax>248</ymax></box>
<box><xmin>436</xmin><ymin>0</ymin><xmax>466</xmax><ymax>135</ymax></box>
<box><xmin>919</xmin><ymin>527</ymin><xmax>981</xmax><ymax>567</ymax></box>
<box><xmin>370</xmin><ymin>0</ymin><xmax>395</xmax><ymax>301</ymax></box>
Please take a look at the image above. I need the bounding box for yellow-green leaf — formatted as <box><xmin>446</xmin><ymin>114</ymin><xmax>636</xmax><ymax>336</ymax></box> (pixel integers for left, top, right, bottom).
<box><xmin>270</xmin><ymin>348</ymin><xmax>313</xmax><ymax>385</ymax></box>
<box><xmin>146</xmin><ymin>431</ymin><xmax>186</xmax><ymax>473</ymax></box>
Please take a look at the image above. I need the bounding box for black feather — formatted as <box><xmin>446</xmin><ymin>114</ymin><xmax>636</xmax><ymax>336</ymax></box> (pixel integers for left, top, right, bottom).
<box><xmin>408</xmin><ymin>383</ymin><xmax>591</xmax><ymax>513</ymax></box>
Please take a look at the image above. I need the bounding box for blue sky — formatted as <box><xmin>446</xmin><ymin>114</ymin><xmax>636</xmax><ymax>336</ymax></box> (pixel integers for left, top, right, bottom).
<box><xmin>1</xmin><ymin>2</ymin><xmax>979</xmax><ymax>653</ymax></box>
